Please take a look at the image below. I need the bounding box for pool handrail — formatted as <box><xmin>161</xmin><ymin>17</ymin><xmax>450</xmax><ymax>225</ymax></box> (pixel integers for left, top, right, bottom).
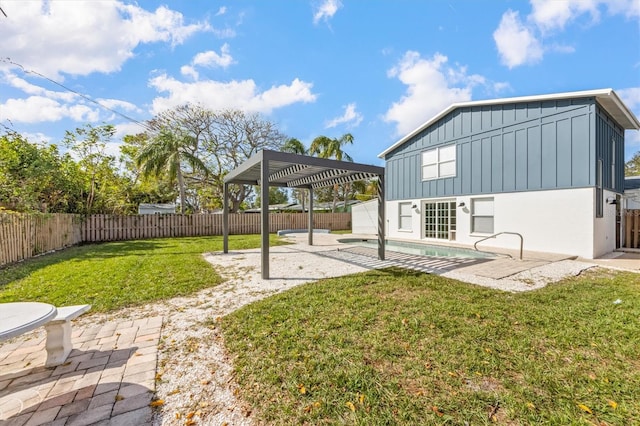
<box><xmin>473</xmin><ymin>232</ymin><xmax>523</xmax><ymax>260</ymax></box>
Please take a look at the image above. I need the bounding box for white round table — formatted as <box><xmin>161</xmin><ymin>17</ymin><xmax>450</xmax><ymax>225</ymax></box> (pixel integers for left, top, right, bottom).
<box><xmin>0</xmin><ymin>302</ymin><xmax>57</xmax><ymax>341</ymax></box>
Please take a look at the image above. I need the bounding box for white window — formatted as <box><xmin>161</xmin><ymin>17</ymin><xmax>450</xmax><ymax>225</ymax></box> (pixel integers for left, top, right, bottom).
<box><xmin>398</xmin><ymin>202</ymin><xmax>412</xmax><ymax>231</ymax></box>
<box><xmin>472</xmin><ymin>198</ymin><xmax>494</xmax><ymax>234</ymax></box>
<box><xmin>422</xmin><ymin>145</ymin><xmax>456</xmax><ymax>180</ymax></box>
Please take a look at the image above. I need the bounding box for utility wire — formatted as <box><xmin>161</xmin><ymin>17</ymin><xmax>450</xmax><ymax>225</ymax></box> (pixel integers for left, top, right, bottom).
<box><xmin>1</xmin><ymin>57</ymin><xmax>154</xmax><ymax>133</ymax></box>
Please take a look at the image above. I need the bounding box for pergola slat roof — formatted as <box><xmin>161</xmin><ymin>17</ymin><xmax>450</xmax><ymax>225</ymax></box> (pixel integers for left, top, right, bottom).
<box><xmin>222</xmin><ymin>149</ymin><xmax>386</xmax><ymax>279</ymax></box>
<box><xmin>224</xmin><ymin>149</ymin><xmax>384</xmax><ymax>188</ymax></box>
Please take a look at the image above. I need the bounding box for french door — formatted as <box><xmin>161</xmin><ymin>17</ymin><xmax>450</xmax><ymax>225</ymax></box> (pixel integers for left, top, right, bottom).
<box><xmin>424</xmin><ymin>200</ymin><xmax>456</xmax><ymax>240</ymax></box>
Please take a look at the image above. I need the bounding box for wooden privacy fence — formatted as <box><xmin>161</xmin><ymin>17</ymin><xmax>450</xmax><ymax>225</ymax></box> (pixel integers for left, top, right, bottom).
<box><xmin>0</xmin><ymin>213</ymin><xmax>82</xmax><ymax>266</ymax></box>
<box><xmin>624</xmin><ymin>209</ymin><xmax>640</xmax><ymax>249</ymax></box>
<box><xmin>1</xmin><ymin>212</ymin><xmax>351</xmax><ymax>267</ymax></box>
<box><xmin>81</xmin><ymin>213</ymin><xmax>351</xmax><ymax>242</ymax></box>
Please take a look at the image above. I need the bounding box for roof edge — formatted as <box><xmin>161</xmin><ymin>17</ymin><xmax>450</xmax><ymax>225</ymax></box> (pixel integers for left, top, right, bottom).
<box><xmin>378</xmin><ymin>88</ymin><xmax>640</xmax><ymax>159</ymax></box>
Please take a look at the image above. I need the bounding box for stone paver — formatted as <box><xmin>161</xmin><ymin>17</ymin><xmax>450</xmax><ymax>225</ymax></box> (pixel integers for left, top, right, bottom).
<box><xmin>0</xmin><ymin>316</ymin><xmax>163</xmax><ymax>425</ymax></box>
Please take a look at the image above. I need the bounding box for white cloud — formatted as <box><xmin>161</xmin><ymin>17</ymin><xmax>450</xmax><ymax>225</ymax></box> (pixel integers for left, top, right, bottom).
<box><xmin>149</xmin><ymin>75</ymin><xmax>317</xmax><ymax>115</ymax></box>
<box><xmin>384</xmin><ymin>52</ymin><xmax>485</xmax><ymax>136</ymax></box>
<box><xmin>180</xmin><ymin>44</ymin><xmax>235</xmax><ymax>81</ymax></box>
<box><xmin>618</xmin><ymin>87</ymin><xmax>640</xmax><ymax>112</ymax></box>
<box><xmin>493</xmin><ymin>0</ymin><xmax>640</xmax><ymax>68</ymax></box>
<box><xmin>180</xmin><ymin>65</ymin><xmax>200</xmax><ymax>80</ymax></box>
<box><xmin>193</xmin><ymin>44</ymin><xmax>235</xmax><ymax>68</ymax></box>
<box><xmin>492</xmin><ymin>82</ymin><xmax>513</xmax><ymax>94</ymax></box>
<box><xmin>0</xmin><ymin>73</ymin><xmax>142</xmax><ymax>125</ymax></box>
<box><xmin>97</xmin><ymin>98</ymin><xmax>141</xmax><ymax>113</ymax></box>
<box><xmin>618</xmin><ymin>87</ymin><xmax>640</xmax><ymax>158</ymax></box>
<box><xmin>115</xmin><ymin>122</ymin><xmax>149</xmax><ymax>139</ymax></box>
<box><xmin>325</xmin><ymin>103</ymin><xmax>363</xmax><ymax>128</ymax></box>
<box><xmin>313</xmin><ymin>0</ymin><xmax>342</xmax><ymax>24</ymax></box>
<box><xmin>22</xmin><ymin>132</ymin><xmax>53</xmax><ymax>145</ymax></box>
<box><xmin>0</xmin><ymin>96</ymin><xmax>99</xmax><ymax>123</ymax></box>
<box><xmin>3</xmin><ymin>73</ymin><xmax>77</xmax><ymax>102</ymax></box>
<box><xmin>0</xmin><ymin>1</ymin><xmax>211</xmax><ymax>79</ymax></box>
<box><xmin>215</xmin><ymin>6</ymin><xmax>227</xmax><ymax>16</ymax></box>
<box><xmin>493</xmin><ymin>10</ymin><xmax>544</xmax><ymax>68</ymax></box>
<box><xmin>529</xmin><ymin>0</ymin><xmax>600</xmax><ymax>32</ymax></box>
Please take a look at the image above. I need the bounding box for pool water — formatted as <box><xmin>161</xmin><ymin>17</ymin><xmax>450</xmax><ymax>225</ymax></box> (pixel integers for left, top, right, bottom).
<box><xmin>338</xmin><ymin>238</ymin><xmax>496</xmax><ymax>259</ymax></box>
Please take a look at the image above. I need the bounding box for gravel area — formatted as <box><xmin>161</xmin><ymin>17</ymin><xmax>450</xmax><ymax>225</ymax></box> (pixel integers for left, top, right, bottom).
<box><xmin>71</xmin><ymin>234</ymin><xmax>599</xmax><ymax>425</ymax></box>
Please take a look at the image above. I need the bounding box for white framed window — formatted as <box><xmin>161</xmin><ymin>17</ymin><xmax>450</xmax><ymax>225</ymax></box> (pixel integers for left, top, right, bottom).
<box><xmin>423</xmin><ymin>200</ymin><xmax>456</xmax><ymax>240</ymax></box>
<box><xmin>398</xmin><ymin>202</ymin><xmax>413</xmax><ymax>231</ymax></box>
<box><xmin>422</xmin><ymin>145</ymin><xmax>456</xmax><ymax>180</ymax></box>
<box><xmin>471</xmin><ymin>198</ymin><xmax>494</xmax><ymax>234</ymax></box>
<box><xmin>596</xmin><ymin>159</ymin><xmax>603</xmax><ymax>218</ymax></box>
<box><xmin>611</xmin><ymin>138</ymin><xmax>616</xmax><ymax>190</ymax></box>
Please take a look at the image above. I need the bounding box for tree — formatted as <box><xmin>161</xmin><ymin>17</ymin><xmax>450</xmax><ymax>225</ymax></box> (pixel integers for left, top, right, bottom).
<box><xmin>63</xmin><ymin>124</ymin><xmax>124</xmax><ymax>214</ymax></box>
<box><xmin>120</xmin><ymin>133</ymin><xmax>178</xmax><ymax>210</ymax></box>
<box><xmin>309</xmin><ymin>133</ymin><xmax>354</xmax><ymax>212</ymax></box>
<box><xmin>0</xmin><ymin>132</ymin><xmax>85</xmax><ymax>213</ymax></box>
<box><xmin>140</xmin><ymin>105</ymin><xmax>287</xmax><ymax>212</ymax></box>
<box><xmin>135</xmin><ymin>128</ymin><xmax>208</xmax><ymax>214</ymax></box>
<box><xmin>281</xmin><ymin>138</ymin><xmax>308</xmax><ymax>210</ymax></box>
<box><xmin>202</xmin><ymin>109</ymin><xmax>287</xmax><ymax>212</ymax></box>
<box><xmin>282</xmin><ymin>137</ymin><xmax>307</xmax><ymax>155</ymax></box>
<box><xmin>625</xmin><ymin>152</ymin><xmax>640</xmax><ymax>176</ymax></box>
<box><xmin>254</xmin><ymin>186</ymin><xmax>289</xmax><ymax>208</ymax></box>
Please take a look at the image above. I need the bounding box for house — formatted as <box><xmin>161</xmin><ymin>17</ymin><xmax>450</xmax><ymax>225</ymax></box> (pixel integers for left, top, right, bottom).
<box><xmin>378</xmin><ymin>89</ymin><xmax>640</xmax><ymax>259</ymax></box>
<box><xmin>625</xmin><ymin>177</ymin><xmax>640</xmax><ymax>210</ymax></box>
<box><xmin>138</xmin><ymin>203</ymin><xmax>176</xmax><ymax>215</ymax></box>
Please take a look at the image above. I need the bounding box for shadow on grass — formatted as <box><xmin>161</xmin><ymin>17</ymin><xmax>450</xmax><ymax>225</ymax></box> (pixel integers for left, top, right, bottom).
<box><xmin>0</xmin><ymin>234</ymin><xmax>275</xmax><ymax>290</ymax></box>
<box><xmin>0</xmin><ymin>240</ymin><xmax>163</xmax><ymax>287</ymax></box>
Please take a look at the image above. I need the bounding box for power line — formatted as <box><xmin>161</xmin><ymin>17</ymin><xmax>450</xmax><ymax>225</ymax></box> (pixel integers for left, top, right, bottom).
<box><xmin>1</xmin><ymin>57</ymin><xmax>153</xmax><ymax>133</ymax></box>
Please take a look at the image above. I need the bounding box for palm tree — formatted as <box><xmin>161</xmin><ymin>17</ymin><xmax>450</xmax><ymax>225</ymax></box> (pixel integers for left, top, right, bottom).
<box><xmin>309</xmin><ymin>133</ymin><xmax>354</xmax><ymax>212</ymax></box>
<box><xmin>281</xmin><ymin>138</ymin><xmax>308</xmax><ymax>211</ymax></box>
<box><xmin>282</xmin><ymin>137</ymin><xmax>307</xmax><ymax>155</ymax></box>
<box><xmin>135</xmin><ymin>129</ymin><xmax>209</xmax><ymax>214</ymax></box>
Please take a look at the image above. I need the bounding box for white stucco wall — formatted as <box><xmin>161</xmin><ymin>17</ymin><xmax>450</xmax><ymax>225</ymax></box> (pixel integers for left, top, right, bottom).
<box><xmin>351</xmin><ymin>199</ymin><xmax>379</xmax><ymax>234</ymax></box>
<box><xmin>386</xmin><ymin>187</ymin><xmax>611</xmax><ymax>259</ymax></box>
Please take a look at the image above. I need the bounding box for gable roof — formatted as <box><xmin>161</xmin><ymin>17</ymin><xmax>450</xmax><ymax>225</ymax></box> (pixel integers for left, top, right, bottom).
<box><xmin>378</xmin><ymin>88</ymin><xmax>640</xmax><ymax>159</ymax></box>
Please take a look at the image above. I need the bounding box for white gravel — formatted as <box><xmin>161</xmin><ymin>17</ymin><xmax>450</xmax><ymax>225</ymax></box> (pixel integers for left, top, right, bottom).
<box><xmin>75</xmin><ymin>234</ymin><xmax>598</xmax><ymax>425</ymax></box>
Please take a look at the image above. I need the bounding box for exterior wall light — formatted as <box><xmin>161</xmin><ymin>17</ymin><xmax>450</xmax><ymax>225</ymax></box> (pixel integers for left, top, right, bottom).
<box><xmin>457</xmin><ymin>202</ymin><xmax>465</xmax><ymax>208</ymax></box>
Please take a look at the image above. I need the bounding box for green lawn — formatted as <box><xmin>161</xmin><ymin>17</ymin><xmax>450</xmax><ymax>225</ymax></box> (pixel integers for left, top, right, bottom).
<box><xmin>0</xmin><ymin>235</ymin><xmax>283</xmax><ymax>312</ymax></box>
<box><xmin>221</xmin><ymin>267</ymin><xmax>640</xmax><ymax>425</ymax></box>
<box><xmin>3</xmin><ymin>236</ymin><xmax>638</xmax><ymax>424</ymax></box>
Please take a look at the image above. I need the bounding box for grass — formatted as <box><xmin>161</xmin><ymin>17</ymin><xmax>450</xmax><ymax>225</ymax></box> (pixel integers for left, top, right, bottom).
<box><xmin>0</xmin><ymin>234</ymin><xmax>284</xmax><ymax>312</ymax></box>
<box><xmin>221</xmin><ymin>267</ymin><xmax>640</xmax><ymax>425</ymax></box>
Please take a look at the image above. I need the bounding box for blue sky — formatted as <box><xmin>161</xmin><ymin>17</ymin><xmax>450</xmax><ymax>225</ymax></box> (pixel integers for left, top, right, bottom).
<box><xmin>0</xmin><ymin>0</ymin><xmax>639</xmax><ymax>167</ymax></box>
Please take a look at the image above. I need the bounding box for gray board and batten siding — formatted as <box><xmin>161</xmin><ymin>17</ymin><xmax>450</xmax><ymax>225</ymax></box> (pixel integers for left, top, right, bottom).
<box><xmin>384</xmin><ymin>97</ymin><xmax>625</xmax><ymax>201</ymax></box>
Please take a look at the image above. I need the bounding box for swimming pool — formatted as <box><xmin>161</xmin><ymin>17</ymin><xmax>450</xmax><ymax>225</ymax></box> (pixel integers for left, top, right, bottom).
<box><xmin>338</xmin><ymin>238</ymin><xmax>497</xmax><ymax>259</ymax></box>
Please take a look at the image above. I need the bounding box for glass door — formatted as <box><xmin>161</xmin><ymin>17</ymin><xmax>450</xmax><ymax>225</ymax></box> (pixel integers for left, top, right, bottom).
<box><xmin>424</xmin><ymin>200</ymin><xmax>456</xmax><ymax>240</ymax></box>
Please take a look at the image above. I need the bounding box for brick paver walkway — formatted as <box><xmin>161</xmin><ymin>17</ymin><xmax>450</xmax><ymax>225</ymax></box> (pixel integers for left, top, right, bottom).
<box><xmin>0</xmin><ymin>316</ymin><xmax>163</xmax><ymax>426</ymax></box>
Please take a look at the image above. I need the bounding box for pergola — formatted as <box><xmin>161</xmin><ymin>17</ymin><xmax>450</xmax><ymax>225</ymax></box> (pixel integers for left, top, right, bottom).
<box><xmin>223</xmin><ymin>149</ymin><xmax>386</xmax><ymax>279</ymax></box>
